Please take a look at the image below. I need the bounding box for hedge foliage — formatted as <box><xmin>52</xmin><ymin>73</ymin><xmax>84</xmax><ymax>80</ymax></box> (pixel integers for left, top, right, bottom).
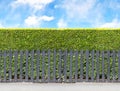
<box><xmin>0</xmin><ymin>28</ymin><xmax>120</xmax><ymax>51</ymax></box>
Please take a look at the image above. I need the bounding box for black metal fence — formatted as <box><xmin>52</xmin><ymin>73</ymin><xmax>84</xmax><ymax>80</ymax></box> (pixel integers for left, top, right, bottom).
<box><xmin>0</xmin><ymin>49</ymin><xmax>120</xmax><ymax>83</ymax></box>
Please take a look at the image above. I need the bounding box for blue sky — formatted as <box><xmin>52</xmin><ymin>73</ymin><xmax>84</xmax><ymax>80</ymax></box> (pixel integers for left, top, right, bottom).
<box><xmin>0</xmin><ymin>0</ymin><xmax>120</xmax><ymax>28</ymax></box>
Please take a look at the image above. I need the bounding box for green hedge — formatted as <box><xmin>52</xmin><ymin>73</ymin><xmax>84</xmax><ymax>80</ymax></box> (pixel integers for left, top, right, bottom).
<box><xmin>0</xmin><ymin>28</ymin><xmax>120</xmax><ymax>50</ymax></box>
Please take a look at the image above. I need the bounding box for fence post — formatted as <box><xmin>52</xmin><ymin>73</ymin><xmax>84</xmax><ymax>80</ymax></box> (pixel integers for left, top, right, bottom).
<box><xmin>80</xmin><ymin>50</ymin><xmax>83</xmax><ymax>82</ymax></box>
<box><xmin>96</xmin><ymin>50</ymin><xmax>99</xmax><ymax>82</ymax></box>
<box><xmin>3</xmin><ymin>50</ymin><xmax>6</xmax><ymax>82</ymax></box>
<box><xmin>107</xmin><ymin>50</ymin><xmax>110</xmax><ymax>82</ymax></box>
<box><xmin>25</xmin><ymin>50</ymin><xmax>29</xmax><ymax>82</ymax></box>
<box><xmin>91</xmin><ymin>50</ymin><xmax>94</xmax><ymax>82</ymax></box>
<box><xmin>58</xmin><ymin>50</ymin><xmax>62</xmax><ymax>82</ymax></box>
<box><xmin>102</xmin><ymin>51</ymin><xmax>105</xmax><ymax>82</ymax></box>
<box><xmin>75</xmin><ymin>50</ymin><xmax>78</xmax><ymax>82</ymax></box>
<box><xmin>0</xmin><ymin>50</ymin><xmax>2</xmax><ymax>82</ymax></box>
<box><xmin>30</xmin><ymin>50</ymin><xmax>34</xmax><ymax>82</ymax></box>
<box><xmin>112</xmin><ymin>50</ymin><xmax>116</xmax><ymax>81</ymax></box>
<box><xmin>42</xmin><ymin>50</ymin><xmax>45</xmax><ymax>82</ymax></box>
<box><xmin>69</xmin><ymin>50</ymin><xmax>73</xmax><ymax>82</ymax></box>
<box><xmin>118</xmin><ymin>51</ymin><xmax>120</xmax><ymax>81</ymax></box>
<box><xmin>36</xmin><ymin>50</ymin><xmax>40</xmax><ymax>82</ymax></box>
<box><xmin>53</xmin><ymin>49</ymin><xmax>56</xmax><ymax>82</ymax></box>
<box><xmin>14</xmin><ymin>50</ymin><xmax>18</xmax><ymax>82</ymax></box>
<box><xmin>47</xmin><ymin>49</ymin><xmax>50</xmax><ymax>82</ymax></box>
<box><xmin>20</xmin><ymin>50</ymin><xmax>23</xmax><ymax>82</ymax></box>
<box><xmin>86</xmin><ymin>50</ymin><xmax>89</xmax><ymax>82</ymax></box>
<box><xmin>8</xmin><ymin>50</ymin><xmax>12</xmax><ymax>82</ymax></box>
<box><xmin>63</xmin><ymin>50</ymin><xmax>67</xmax><ymax>82</ymax></box>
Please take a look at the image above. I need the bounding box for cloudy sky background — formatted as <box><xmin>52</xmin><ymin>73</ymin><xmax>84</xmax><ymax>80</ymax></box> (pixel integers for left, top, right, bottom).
<box><xmin>0</xmin><ymin>0</ymin><xmax>120</xmax><ymax>28</ymax></box>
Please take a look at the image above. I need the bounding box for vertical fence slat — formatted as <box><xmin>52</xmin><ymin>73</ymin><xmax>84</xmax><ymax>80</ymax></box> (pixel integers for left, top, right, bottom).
<box><xmin>0</xmin><ymin>50</ymin><xmax>1</xmax><ymax>81</ymax></box>
<box><xmin>63</xmin><ymin>50</ymin><xmax>67</xmax><ymax>82</ymax></box>
<box><xmin>25</xmin><ymin>50</ymin><xmax>29</xmax><ymax>82</ymax></box>
<box><xmin>112</xmin><ymin>50</ymin><xmax>115</xmax><ymax>81</ymax></box>
<box><xmin>42</xmin><ymin>50</ymin><xmax>45</xmax><ymax>82</ymax></box>
<box><xmin>14</xmin><ymin>50</ymin><xmax>18</xmax><ymax>82</ymax></box>
<box><xmin>102</xmin><ymin>51</ymin><xmax>105</xmax><ymax>82</ymax></box>
<box><xmin>69</xmin><ymin>50</ymin><xmax>73</xmax><ymax>82</ymax></box>
<box><xmin>36</xmin><ymin>50</ymin><xmax>40</xmax><ymax>82</ymax></box>
<box><xmin>31</xmin><ymin>50</ymin><xmax>34</xmax><ymax>82</ymax></box>
<box><xmin>80</xmin><ymin>50</ymin><xmax>83</xmax><ymax>81</ymax></box>
<box><xmin>91</xmin><ymin>50</ymin><xmax>94</xmax><ymax>82</ymax></box>
<box><xmin>53</xmin><ymin>49</ymin><xmax>56</xmax><ymax>82</ymax></box>
<box><xmin>48</xmin><ymin>50</ymin><xmax>50</xmax><ymax>82</ymax></box>
<box><xmin>75</xmin><ymin>50</ymin><xmax>78</xmax><ymax>82</ymax></box>
<box><xmin>58</xmin><ymin>50</ymin><xmax>62</xmax><ymax>82</ymax></box>
<box><xmin>118</xmin><ymin>51</ymin><xmax>120</xmax><ymax>81</ymax></box>
<box><xmin>20</xmin><ymin>50</ymin><xmax>23</xmax><ymax>82</ymax></box>
<box><xmin>96</xmin><ymin>51</ymin><xmax>99</xmax><ymax>82</ymax></box>
<box><xmin>86</xmin><ymin>50</ymin><xmax>89</xmax><ymax>82</ymax></box>
<box><xmin>107</xmin><ymin>50</ymin><xmax>110</xmax><ymax>81</ymax></box>
<box><xmin>9</xmin><ymin>50</ymin><xmax>12</xmax><ymax>82</ymax></box>
<box><xmin>3</xmin><ymin>51</ymin><xmax>6</xmax><ymax>82</ymax></box>
<box><xmin>80</xmin><ymin>50</ymin><xmax>83</xmax><ymax>82</ymax></box>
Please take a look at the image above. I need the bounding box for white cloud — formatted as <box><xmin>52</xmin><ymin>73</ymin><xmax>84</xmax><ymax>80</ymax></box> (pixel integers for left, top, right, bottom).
<box><xmin>24</xmin><ymin>15</ymin><xmax>54</xmax><ymax>27</ymax></box>
<box><xmin>60</xmin><ymin>0</ymin><xmax>120</xmax><ymax>28</ymax></box>
<box><xmin>0</xmin><ymin>23</ymin><xmax>4</xmax><ymax>28</ymax></box>
<box><xmin>100</xmin><ymin>18</ymin><xmax>120</xmax><ymax>28</ymax></box>
<box><xmin>57</xmin><ymin>19</ymin><xmax>67</xmax><ymax>28</ymax></box>
<box><xmin>40</xmin><ymin>16</ymin><xmax>54</xmax><ymax>21</ymax></box>
<box><xmin>11</xmin><ymin>0</ymin><xmax>54</xmax><ymax>11</ymax></box>
<box><xmin>62</xmin><ymin>0</ymin><xmax>97</xmax><ymax>19</ymax></box>
<box><xmin>25</xmin><ymin>16</ymin><xmax>41</xmax><ymax>26</ymax></box>
<box><xmin>58</xmin><ymin>0</ymin><xmax>104</xmax><ymax>27</ymax></box>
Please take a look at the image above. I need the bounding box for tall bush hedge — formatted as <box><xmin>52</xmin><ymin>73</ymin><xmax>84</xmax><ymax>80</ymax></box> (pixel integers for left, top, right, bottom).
<box><xmin>0</xmin><ymin>28</ymin><xmax>120</xmax><ymax>51</ymax></box>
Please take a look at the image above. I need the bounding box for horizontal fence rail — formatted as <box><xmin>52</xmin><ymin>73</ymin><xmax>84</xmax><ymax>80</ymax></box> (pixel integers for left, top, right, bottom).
<box><xmin>0</xmin><ymin>50</ymin><xmax>120</xmax><ymax>83</ymax></box>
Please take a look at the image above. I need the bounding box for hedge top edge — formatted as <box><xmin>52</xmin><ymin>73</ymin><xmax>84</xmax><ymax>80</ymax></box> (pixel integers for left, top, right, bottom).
<box><xmin>0</xmin><ymin>28</ymin><xmax>120</xmax><ymax>30</ymax></box>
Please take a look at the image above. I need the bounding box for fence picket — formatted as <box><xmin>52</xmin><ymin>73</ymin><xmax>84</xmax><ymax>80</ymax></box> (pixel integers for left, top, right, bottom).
<box><xmin>58</xmin><ymin>50</ymin><xmax>62</xmax><ymax>82</ymax></box>
<box><xmin>14</xmin><ymin>50</ymin><xmax>18</xmax><ymax>82</ymax></box>
<box><xmin>63</xmin><ymin>50</ymin><xmax>67</xmax><ymax>82</ymax></box>
<box><xmin>36</xmin><ymin>50</ymin><xmax>40</xmax><ymax>82</ymax></box>
<box><xmin>69</xmin><ymin>50</ymin><xmax>73</xmax><ymax>82</ymax></box>
<box><xmin>42</xmin><ymin>50</ymin><xmax>45</xmax><ymax>82</ymax></box>
<box><xmin>0</xmin><ymin>50</ymin><xmax>1</xmax><ymax>81</ymax></box>
<box><xmin>3</xmin><ymin>51</ymin><xmax>6</xmax><ymax>82</ymax></box>
<box><xmin>118</xmin><ymin>51</ymin><xmax>120</xmax><ymax>81</ymax></box>
<box><xmin>91</xmin><ymin>50</ymin><xmax>94</xmax><ymax>82</ymax></box>
<box><xmin>30</xmin><ymin>50</ymin><xmax>34</xmax><ymax>82</ymax></box>
<box><xmin>102</xmin><ymin>51</ymin><xmax>105</xmax><ymax>82</ymax></box>
<box><xmin>80</xmin><ymin>50</ymin><xmax>83</xmax><ymax>82</ymax></box>
<box><xmin>48</xmin><ymin>50</ymin><xmax>50</xmax><ymax>82</ymax></box>
<box><xmin>9</xmin><ymin>50</ymin><xmax>12</xmax><ymax>82</ymax></box>
<box><xmin>75</xmin><ymin>50</ymin><xmax>78</xmax><ymax>82</ymax></box>
<box><xmin>25</xmin><ymin>50</ymin><xmax>29</xmax><ymax>82</ymax></box>
<box><xmin>86</xmin><ymin>50</ymin><xmax>89</xmax><ymax>82</ymax></box>
<box><xmin>96</xmin><ymin>51</ymin><xmax>99</xmax><ymax>82</ymax></box>
<box><xmin>107</xmin><ymin>50</ymin><xmax>110</xmax><ymax>81</ymax></box>
<box><xmin>20</xmin><ymin>50</ymin><xmax>23</xmax><ymax>82</ymax></box>
<box><xmin>112</xmin><ymin>50</ymin><xmax>115</xmax><ymax>81</ymax></box>
<box><xmin>53</xmin><ymin>49</ymin><xmax>56</xmax><ymax>82</ymax></box>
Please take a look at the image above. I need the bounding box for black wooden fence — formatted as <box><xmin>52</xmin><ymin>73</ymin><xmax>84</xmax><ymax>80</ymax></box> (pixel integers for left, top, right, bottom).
<box><xmin>0</xmin><ymin>50</ymin><xmax>120</xmax><ymax>83</ymax></box>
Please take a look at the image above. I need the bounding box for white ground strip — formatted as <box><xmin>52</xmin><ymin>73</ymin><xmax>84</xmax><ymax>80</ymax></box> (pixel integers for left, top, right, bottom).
<box><xmin>0</xmin><ymin>82</ymin><xmax>120</xmax><ymax>91</ymax></box>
